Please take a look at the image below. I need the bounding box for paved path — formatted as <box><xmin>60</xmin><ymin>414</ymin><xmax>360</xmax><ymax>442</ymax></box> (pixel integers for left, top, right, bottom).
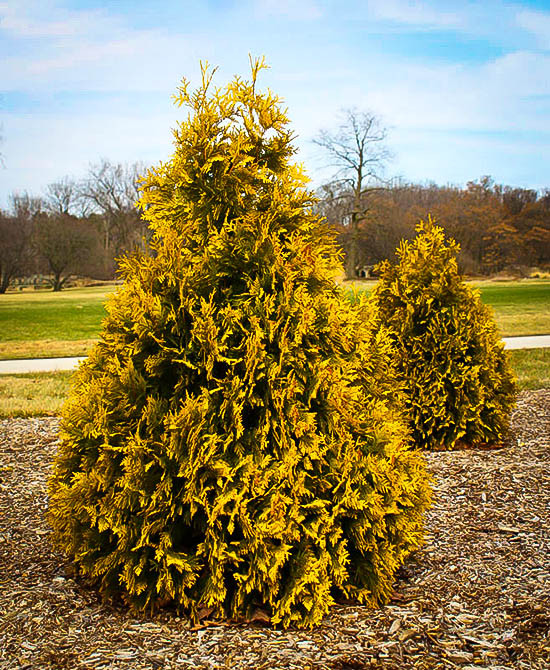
<box><xmin>0</xmin><ymin>335</ymin><xmax>549</xmax><ymax>375</ymax></box>
<box><xmin>0</xmin><ymin>357</ymin><xmax>86</xmax><ymax>375</ymax></box>
<box><xmin>501</xmin><ymin>335</ymin><xmax>550</xmax><ymax>350</ymax></box>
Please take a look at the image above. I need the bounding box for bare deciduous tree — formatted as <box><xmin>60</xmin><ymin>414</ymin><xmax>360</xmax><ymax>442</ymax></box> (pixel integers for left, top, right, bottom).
<box><xmin>0</xmin><ymin>214</ymin><xmax>31</xmax><ymax>293</ymax></box>
<box><xmin>78</xmin><ymin>159</ymin><xmax>147</xmax><ymax>273</ymax></box>
<box><xmin>0</xmin><ymin>193</ymin><xmax>40</xmax><ymax>293</ymax></box>
<box><xmin>314</xmin><ymin>109</ymin><xmax>392</xmax><ymax>278</ymax></box>
<box><xmin>10</xmin><ymin>191</ymin><xmax>43</xmax><ymax>220</ymax></box>
<box><xmin>33</xmin><ymin>214</ymin><xmax>95</xmax><ymax>291</ymax></box>
<box><xmin>44</xmin><ymin>176</ymin><xmax>79</xmax><ymax>215</ymax></box>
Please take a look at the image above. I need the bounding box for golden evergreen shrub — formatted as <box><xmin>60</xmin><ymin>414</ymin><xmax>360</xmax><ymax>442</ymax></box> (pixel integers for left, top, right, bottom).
<box><xmin>47</xmin><ymin>60</ymin><xmax>431</xmax><ymax>628</ymax></box>
<box><xmin>369</xmin><ymin>218</ymin><xmax>517</xmax><ymax>451</ymax></box>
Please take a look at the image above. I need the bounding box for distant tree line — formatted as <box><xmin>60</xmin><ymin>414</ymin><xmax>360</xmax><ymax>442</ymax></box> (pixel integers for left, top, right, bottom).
<box><xmin>2</xmin><ymin>154</ymin><xmax>550</xmax><ymax>294</ymax></box>
<box><xmin>316</xmin><ymin>175</ymin><xmax>550</xmax><ymax>277</ymax></box>
<box><xmin>0</xmin><ymin>159</ymin><xmax>149</xmax><ymax>292</ymax></box>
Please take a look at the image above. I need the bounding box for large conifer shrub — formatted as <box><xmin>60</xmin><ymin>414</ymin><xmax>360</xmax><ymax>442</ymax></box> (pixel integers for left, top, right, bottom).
<box><xmin>48</xmin><ymin>60</ymin><xmax>431</xmax><ymax>628</ymax></box>
<box><xmin>368</xmin><ymin>218</ymin><xmax>516</xmax><ymax>451</ymax></box>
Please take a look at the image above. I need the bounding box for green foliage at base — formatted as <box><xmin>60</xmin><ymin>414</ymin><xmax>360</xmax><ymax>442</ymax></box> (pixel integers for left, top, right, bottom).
<box><xmin>369</xmin><ymin>219</ymin><xmax>517</xmax><ymax>450</ymax></box>
<box><xmin>47</xmin><ymin>60</ymin><xmax>430</xmax><ymax>628</ymax></box>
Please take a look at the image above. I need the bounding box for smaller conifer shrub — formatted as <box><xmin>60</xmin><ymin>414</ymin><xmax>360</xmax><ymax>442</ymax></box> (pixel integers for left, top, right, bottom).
<box><xmin>368</xmin><ymin>218</ymin><xmax>517</xmax><ymax>451</ymax></box>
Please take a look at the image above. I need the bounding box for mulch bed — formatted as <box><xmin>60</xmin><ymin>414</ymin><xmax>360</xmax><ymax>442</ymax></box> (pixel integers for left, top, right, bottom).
<box><xmin>1</xmin><ymin>391</ymin><xmax>549</xmax><ymax>670</ymax></box>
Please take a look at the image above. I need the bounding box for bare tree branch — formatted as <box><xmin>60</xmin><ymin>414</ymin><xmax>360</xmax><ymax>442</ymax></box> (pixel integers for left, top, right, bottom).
<box><xmin>44</xmin><ymin>177</ymin><xmax>78</xmax><ymax>215</ymax></box>
<box><xmin>77</xmin><ymin>159</ymin><xmax>148</xmax><ymax>273</ymax></box>
<box><xmin>313</xmin><ymin>108</ymin><xmax>393</xmax><ymax>278</ymax></box>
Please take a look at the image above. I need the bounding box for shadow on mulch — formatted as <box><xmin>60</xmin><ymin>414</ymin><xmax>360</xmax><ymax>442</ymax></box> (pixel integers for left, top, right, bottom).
<box><xmin>327</xmin><ymin>661</ymin><xmax>371</xmax><ymax>670</ymax></box>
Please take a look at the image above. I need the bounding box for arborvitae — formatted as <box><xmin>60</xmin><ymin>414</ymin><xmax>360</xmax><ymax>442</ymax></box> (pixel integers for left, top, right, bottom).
<box><xmin>369</xmin><ymin>218</ymin><xmax>516</xmax><ymax>451</ymax></box>
<box><xmin>48</xmin><ymin>59</ymin><xmax>431</xmax><ymax>628</ymax></box>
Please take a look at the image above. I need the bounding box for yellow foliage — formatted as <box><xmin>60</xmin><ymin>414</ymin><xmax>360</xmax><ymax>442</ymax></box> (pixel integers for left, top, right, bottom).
<box><xmin>48</xmin><ymin>59</ymin><xmax>431</xmax><ymax>628</ymax></box>
<box><xmin>369</xmin><ymin>218</ymin><xmax>517</xmax><ymax>450</ymax></box>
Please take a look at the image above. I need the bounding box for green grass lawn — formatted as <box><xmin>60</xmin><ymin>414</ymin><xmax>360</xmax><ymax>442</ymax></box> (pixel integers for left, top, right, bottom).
<box><xmin>343</xmin><ymin>279</ymin><xmax>550</xmax><ymax>337</ymax></box>
<box><xmin>0</xmin><ymin>276</ymin><xmax>549</xmax><ymax>416</ymax></box>
<box><xmin>0</xmin><ymin>371</ymin><xmax>73</xmax><ymax>418</ymax></box>
<box><xmin>471</xmin><ymin>280</ymin><xmax>550</xmax><ymax>337</ymax></box>
<box><xmin>1</xmin><ymin>280</ymin><xmax>549</xmax><ymax>361</ymax></box>
<box><xmin>0</xmin><ymin>285</ymin><xmax>117</xmax><ymax>359</ymax></box>
<box><xmin>0</xmin><ymin>279</ymin><xmax>548</xmax><ymax>417</ymax></box>
<box><xmin>509</xmin><ymin>348</ymin><xmax>550</xmax><ymax>391</ymax></box>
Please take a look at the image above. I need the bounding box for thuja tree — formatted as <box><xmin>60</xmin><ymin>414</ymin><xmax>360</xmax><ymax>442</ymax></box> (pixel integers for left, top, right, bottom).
<box><xmin>48</xmin><ymin>60</ymin><xmax>431</xmax><ymax>628</ymax></box>
<box><xmin>369</xmin><ymin>218</ymin><xmax>516</xmax><ymax>451</ymax></box>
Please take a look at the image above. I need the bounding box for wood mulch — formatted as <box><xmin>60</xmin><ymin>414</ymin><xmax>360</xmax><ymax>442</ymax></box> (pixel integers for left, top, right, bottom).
<box><xmin>0</xmin><ymin>391</ymin><xmax>549</xmax><ymax>669</ymax></box>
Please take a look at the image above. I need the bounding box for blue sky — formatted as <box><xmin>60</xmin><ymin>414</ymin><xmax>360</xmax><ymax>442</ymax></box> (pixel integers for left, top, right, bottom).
<box><xmin>1</xmin><ymin>0</ymin><xmax>550</xmax><ymax>208</ymax></box>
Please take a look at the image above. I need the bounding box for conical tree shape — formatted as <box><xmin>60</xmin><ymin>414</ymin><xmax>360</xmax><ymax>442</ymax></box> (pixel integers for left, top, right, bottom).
<box><xmin>48</xmin><ymin>60</ymin><xmax>431</xmax><ymax>628</ymax></box>
<box><xmin>368</xmin><ymin>218</ymin><xmax>517</xmax><ymax>451</ymax></box>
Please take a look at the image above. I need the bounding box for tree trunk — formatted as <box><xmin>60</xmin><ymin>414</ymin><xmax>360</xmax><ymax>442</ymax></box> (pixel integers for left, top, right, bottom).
<box><xmin>52</xmin><ymin>273</ymin><xmax>64</xmax><ymax>291</ymax></box>
<box><xmin>0</xmin><ymin>272</ymin><xmax>11</xmax><ymax>294</ymax></box>
<box><xmin>345</xmin><ymin>187</ymin><xmax>363</xmax><ymax>280</ymax></box>
<box><xmin>345</xmin><ymin>211</ymin><xmax>359</xmax><ymax>279</ymax></box>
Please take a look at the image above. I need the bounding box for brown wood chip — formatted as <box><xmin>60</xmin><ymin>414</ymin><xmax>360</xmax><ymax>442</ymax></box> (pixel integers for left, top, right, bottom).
<box><xmin>1</xmin><ymin>389</ymin><xmax>549</xmax><ymax>669</ymax></box>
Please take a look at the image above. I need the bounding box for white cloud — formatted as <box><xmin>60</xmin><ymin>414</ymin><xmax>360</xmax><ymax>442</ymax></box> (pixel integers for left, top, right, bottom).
<box><xmin>255</xmin><ymin>0</ymin><xmax>323</xmax><ymax>20</ymax></box>
<box><xmin>366</xmin><ymin>0</ymin><xmax>462</xmax><ymax>29</ymax></box>
<box><xmin>1</xmin><ymin>109</ymin><xmax>177</xmax><ymax>205</ymax></box>
<box><xmin>339</xmin><ymin>50</ymin><xmax>550</xmax><ymax>135</ymax></box>
<box><xmin>1</xmin><ymin>0</ymin><xmax>549</xmax><ymax>204</ymax></box>
<box><xmin>0</xmin><ymin>1</ymin><xmax>117</xmax><ymax>38</ymax></box>
<box><xmin>516</xmin><ymin>8</ymin><xmax>550</xmax><ymax>50</ymax></box>
<box><xmin>0</xmin><ymin>1</ymin><xmax>204</xmax><ymax>93</ymax></box>
<box><xmin>287</xmin><ymin>45</ymin><xmax>550</xmax><ymax>190</ymax></box>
